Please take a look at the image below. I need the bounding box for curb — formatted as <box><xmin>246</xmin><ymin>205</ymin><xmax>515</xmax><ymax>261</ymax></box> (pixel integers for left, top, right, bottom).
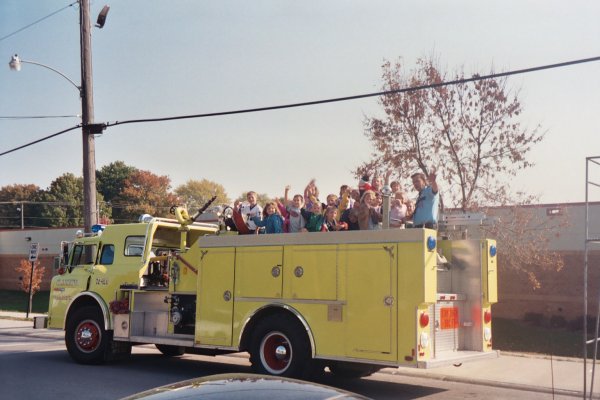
<box><xmin>381</xmin><ymin>367</ymin><xmax>590</xmax><ymax>399</ymax></box>
<box><xmin>0</xmin><ymin>315</ymin><xmax>32</xmax><ymax>322</ymax></box>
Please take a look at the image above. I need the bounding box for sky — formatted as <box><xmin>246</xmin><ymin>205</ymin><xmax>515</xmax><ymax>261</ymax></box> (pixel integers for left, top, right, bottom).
<box><xmin>1</xmin><ymin>0</ymin><xmax>600</xmax><ymax>205</ymax></box>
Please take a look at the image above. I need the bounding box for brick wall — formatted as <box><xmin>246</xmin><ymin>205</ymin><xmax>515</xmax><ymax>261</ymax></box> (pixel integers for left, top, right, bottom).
<box><xmin>0</xmin><ymin>254</ymin><xmax>57</xmax><ymax>291</ymax></box>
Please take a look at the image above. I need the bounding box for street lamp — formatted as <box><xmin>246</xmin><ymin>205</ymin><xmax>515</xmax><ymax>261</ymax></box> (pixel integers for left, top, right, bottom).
<box><xmin>8</xmin><ymin>1</ymin><xmax>108</xmax><ymax>234</ymax></box>
<box><xmin>9</xmin><ymin>55</ymin><xmax>81</xmax><ymax>92</ymax></box>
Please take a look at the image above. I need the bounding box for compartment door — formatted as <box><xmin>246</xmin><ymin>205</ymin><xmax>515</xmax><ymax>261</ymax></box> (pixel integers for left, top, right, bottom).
<box><xmin>342</xmin><ymin>243</ymin><xmax>397</xmax><ymax>361</ymax></box>
<box><xmin>283</xmin><ymin>244</ymin><xmax>338</xmax><ymax>300</ymax></box>
<box><xmin>197</xmin><ymin>248</ymin><xmax>235</xmax><ymax>346</ymax></box>
<box><xmin>235</xmin><ymin>246</ymin><xmax>283</xmax><ymax>299</ymax></box>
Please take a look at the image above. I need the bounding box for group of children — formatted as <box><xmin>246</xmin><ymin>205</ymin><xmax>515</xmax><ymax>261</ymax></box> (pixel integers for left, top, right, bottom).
<box><xmin>229</xmin><ymin>171</ymin><xmax>425</xmax><ymax>235</ymax></box>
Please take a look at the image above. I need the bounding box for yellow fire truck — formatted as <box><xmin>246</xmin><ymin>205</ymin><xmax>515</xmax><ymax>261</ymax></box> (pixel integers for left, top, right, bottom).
<box><xmin>46</xmin><ymin>208</ymin><xmax>497</xmax><ymax>379</ymax></box>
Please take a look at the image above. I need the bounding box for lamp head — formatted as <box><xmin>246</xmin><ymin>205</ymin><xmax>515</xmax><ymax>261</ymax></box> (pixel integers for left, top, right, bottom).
<box><xmin>9</xmin><ymin>54</ymin><xmax>21</xmax><ymax>71</ymax></box>
<box><xmin>96</xmin><ymin>5</ymin><xmax>110</xmax><ymax>28</ymax></box>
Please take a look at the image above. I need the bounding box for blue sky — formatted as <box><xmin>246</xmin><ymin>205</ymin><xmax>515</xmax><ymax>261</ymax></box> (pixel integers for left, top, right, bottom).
<box><xmin>1</xmin><ymin>1</ymin><xmax>599</xmax><ymax>204</ymax></box>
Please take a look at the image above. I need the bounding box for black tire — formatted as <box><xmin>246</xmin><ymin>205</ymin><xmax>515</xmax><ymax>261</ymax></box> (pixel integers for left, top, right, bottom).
<box><xmin>329</xmin><ymin>362</ymin><xmax>380</xmax><ymax>379</ymax></box>
<box><xmin>65</xmin><ymin>305</ymin><xmax>110</xmax><ymax>365</ymax></box>
<box><xmin>250</xmin><ymin>314</ymin><xmax>311</xmax><ymax>378</ymax></box>
<box><xmin>155</xmin><ymin>344</ymin><xmax>185</xmax><ymax>357</ymax></box>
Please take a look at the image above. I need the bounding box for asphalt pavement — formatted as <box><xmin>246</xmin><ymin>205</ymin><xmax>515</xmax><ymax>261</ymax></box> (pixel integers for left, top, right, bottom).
<box><xmin>1</xmin><ymin>311</ymin><xmax>598</xmax><ymax>398</ymax></box>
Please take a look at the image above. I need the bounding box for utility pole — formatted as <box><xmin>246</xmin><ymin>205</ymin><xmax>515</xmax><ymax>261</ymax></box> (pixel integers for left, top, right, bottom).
<box><xmin>80</xmin><ymin>0</ymin><xmax>97</xmax><ymax>233</ymax></box>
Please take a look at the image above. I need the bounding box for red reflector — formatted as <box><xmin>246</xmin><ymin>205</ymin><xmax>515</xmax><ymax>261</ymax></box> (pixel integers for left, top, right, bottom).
<box><xmin>419</xmin><ymin>312</ymin><xmax>430</xmax><ymax>328</ymax></box>
<box><xmin>484</xmin><ymin>310</ymin><xmax>492</xmax><ymax>324</ymax></box>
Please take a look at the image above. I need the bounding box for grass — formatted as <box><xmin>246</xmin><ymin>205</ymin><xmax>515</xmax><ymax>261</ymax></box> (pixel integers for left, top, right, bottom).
<box><xmin>493</xmin><ymin>317</ymin><xmax>584</xmax><ymax>358</ymax></box>
<box><xmin>0</xmin><ymin>290</ymin><xmax>50</xmax><ymax>314</ymax></box>
<box><xmin>0</xmin><ymin>290</ymin><xmax>586</xmax><ymax>358</ymax></box>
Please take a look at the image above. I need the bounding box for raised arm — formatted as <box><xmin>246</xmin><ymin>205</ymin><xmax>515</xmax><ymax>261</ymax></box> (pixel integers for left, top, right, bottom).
<box><xmin>429</xmin><ymin>167</ymin><xmax>438</xmax><ymax>194</ymax></box>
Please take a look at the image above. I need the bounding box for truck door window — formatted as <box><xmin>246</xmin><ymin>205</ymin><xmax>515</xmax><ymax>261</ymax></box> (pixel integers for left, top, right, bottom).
<box><xmin>99</xmin><ymin>245</ymin><xmax>115</xmax><ymax>265</ymax></box>
<box><xmin>125</xmin><ymin>236</ymin><xmax>145</xmax><ymax>256</ymax></box>
<box><xmin>71</xmin><ymin>244</ymin><xmax>97</xmax><ymax>266</ymax></box>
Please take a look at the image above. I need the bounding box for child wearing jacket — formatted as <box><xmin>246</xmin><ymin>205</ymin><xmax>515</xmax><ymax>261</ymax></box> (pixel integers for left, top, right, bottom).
<box><xmin>252</xmin><ymin>202</ymin><xmax>284</xmax><ymax>234</ymax></box>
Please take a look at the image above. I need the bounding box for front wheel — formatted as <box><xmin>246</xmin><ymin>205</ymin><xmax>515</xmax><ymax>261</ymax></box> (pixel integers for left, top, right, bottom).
<box><xmin>65</xmin><ymin>306</ymin><xmax>110</xmax><ymax>364</ymax></box>
<box><xmin>249</xmin><ymin>314</ymin><xmax>311</xmax><ymax>378</ymax></box>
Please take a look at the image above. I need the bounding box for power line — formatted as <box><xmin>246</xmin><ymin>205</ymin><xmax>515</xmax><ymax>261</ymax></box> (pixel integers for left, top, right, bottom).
<box><xmin>106</xmin><ymin>55</ymin><xmax>600</xmax><ymax>127</ymax></box>
<box><xmin>0</xmin><ymin>125</ymin><xmax>81</xmax><ymax>157</ymax></box>
<box><xmin>0</xmin><ymin>1</ymin><xmax>78</xmax><ymax>42</ymax></box>
<box><xmin>0</xmin><ymin>115</ymin><xmax>80</xmax><ymax>120</ymax></box>
<box><xmin>1</xmin><ymin>55</ymin><xmax>599</xmax><ymax>158</ymax></box>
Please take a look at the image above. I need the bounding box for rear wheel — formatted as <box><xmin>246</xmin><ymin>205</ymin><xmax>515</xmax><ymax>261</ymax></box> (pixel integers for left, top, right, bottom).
<box><xmin>65</xmin><ymin>306</ymin><xmax>110</xmax><ymax>364</ymax></box>
<box><xmin>155</xmin><ymin>344</ymin><xmax>185</xmax><ymax>357</ymax></box>
<box><xmin>250</xmin><ymin>314</ymin><xmax>311</xmax><ymax>378</ymax></box>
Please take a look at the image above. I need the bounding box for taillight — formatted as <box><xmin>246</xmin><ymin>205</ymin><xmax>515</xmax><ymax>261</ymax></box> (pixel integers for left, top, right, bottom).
<box><xmin>419</xmin><ymin>311</ymin><xmax>430</xmax><ymax>328</ymax></box>
<box><xmin>484</xmin><ymin>310</ymin><xmax>492</xmax><ymax>324</ymax></box>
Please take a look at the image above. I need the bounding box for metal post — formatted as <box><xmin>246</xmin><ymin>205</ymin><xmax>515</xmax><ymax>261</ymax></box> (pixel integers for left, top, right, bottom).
<box><xmin>26</xmin><ymin>260</ymin><xmax>34</xmax><ymax>318</ymax></box>
<box><xmin>381</xmin><ymin>185</ymin><xmax>391</xmax><ymax>229</ymax></box>
<box><xmin>80</xmin><ymin>0</ymin><xmax>97</xmax><ymax>234</ymax></box>
<box><xmin>584</xmin><ymin>158</ymin><xmax>589</xmax><ymax>399</ymax></box>
<box><xmin>20</xmin><ymin>201</ymin><xmax>24</xmax><ymax>229</ymax></box>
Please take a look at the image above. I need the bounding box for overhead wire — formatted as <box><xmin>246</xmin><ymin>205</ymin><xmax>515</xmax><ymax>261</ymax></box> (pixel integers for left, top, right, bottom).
<box><xmin>0</xmin><ymin>125</ymin><xmax>81</xmax><ymax>157</ymax></box>
<box><xmin>1</xmin><ymin>55</ymin><xmax>599</xmax><ymax>158</ymax></box>
<box><xmin>0</xmin><ymin>115</ymin><xmax>80</xmax><ymax>120</ymax></box>
<box><xmin>0</xmin><ymin>1</ymin><xmax>78</xmax><ymax>43</ymax></box>
<box><xmin>106</xmin><ymin>55</ymin><xmax>600</xmax><ymax>127</ymax></box>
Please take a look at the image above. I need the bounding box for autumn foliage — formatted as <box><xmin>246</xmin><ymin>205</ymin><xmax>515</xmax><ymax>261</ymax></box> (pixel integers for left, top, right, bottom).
<box><xmin>113</xmin><ymin>169</ymin><xmax>180</xmax><ymax>222</ymax></box>
<box><xmin>360</xmin><ymin>56</ymin><xmax>562</xmax><ymax>288</ymax></box>
<box><xmin>14</xmin><ymin>259</ymin><xmax>45</xmax><ymax>295</ymax></box>
<box><xmin>360</xmin><ymin>57</ymin><xmax>543</xmax><ymax>211</ymax></box>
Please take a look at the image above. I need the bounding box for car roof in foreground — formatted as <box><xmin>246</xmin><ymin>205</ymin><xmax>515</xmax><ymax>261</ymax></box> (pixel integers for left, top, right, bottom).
<box><xmin>121</xmin><ymin>373</ymin><xmax>371</xmax><ymax>400</ymax></box>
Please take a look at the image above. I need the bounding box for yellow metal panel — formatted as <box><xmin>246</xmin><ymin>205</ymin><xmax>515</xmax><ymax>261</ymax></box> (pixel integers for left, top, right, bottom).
<box><xmin>169</xmin><ymin>250</ymin><xmax>199</xmax><ymax>293</ymax></box>
<box><xmin>196</xmin><ymin>248</ymin><xmax>235</xmax><ymax>346</ymax></box>
<box><xmin>416</xmin><ymin>304</ymin><xmax>432</xmax><ymax>362</ymax></box>
<box><xmin>283</xmin><ymin>245</ymin><xmax>337</xmax><ymax>300</ymax></box>
<box><xmin>341</xmin><ymin>243</ymin><xmax>397</xmax><ymax>361</ymax></box>
<box><xmin>422</xmin><ymin>230</ymin><xmax>438</xmax><ymax>304</ymax></box>
<box><xmin>235</xmin><ymin>246</ymin><xmax>283</xmax><ymax>298</ymax></box>
<box><xmin>482</xmin><ymin>239</ymin><xmax>498</xmax><ymax>303</ymax></box>
<box><xmin>47</xmin><ymin>270</ymin><xmax>90</xmax><ymax>329</ymax></box>
<box><xmin>396</xmin><ymin>234</ymin><xmax>436</xmax><ymax>364</ymax></box>
<box><xmin>286</xmin><ymin>302</ymin><xmax>346</xmax><ymax>357</ymax></box>
<box><xmin>232</xmin><ymin>301</ymin><xmax>347</xmax><ymax>359</ymax></box>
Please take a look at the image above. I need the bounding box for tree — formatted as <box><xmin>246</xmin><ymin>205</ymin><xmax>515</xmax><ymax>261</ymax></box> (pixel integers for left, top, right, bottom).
<box><xmin>97</xmin><ymin>161</ymin><xmax>137</xmax><ymax>224</ymax></box>
<box><xmin>15</xmin><ymin>259</ymin><xmax>45</xmax><ymax>315</ymax></box>
<box><xmin>481</xmin><ymin>201</ymin><xmax>566</xmax><ymax>289</ymax></box>
<box><xmin>360</xmin><ymin>57</ymin><xmax>543</xmax><ymax>211</ymax></box>
<box><xmin>35</xmin><ymin>173</ymin><xmax>109</xmax><ymax>228</ymax></box>
<box><xmin>97</xmin><ymin>161</ymin><xmax>137</xmax><ymax>202</ymax></box>
<box><xmin>0</xmin><ymin>184</ymin><xmax>42</xmax><ymax>228</ymax></box>
<box><xmin>360</xmin><ymin>56</ymin><xmax>560</xmax><ymax>287</ymax></box>
<box><xmin>37</xmin><ymin>173</ymin><xmax>85</xmax><ymax>227</ymax></box>
<box><xmin>175</xmin><ymin>179</ymin><xmax>231</xmax><ymax>212</ymax></box>
<box><xmin>113</xmin><ymin>170</ymin><xmax>179</xmax><ymax>222</ymax></box>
